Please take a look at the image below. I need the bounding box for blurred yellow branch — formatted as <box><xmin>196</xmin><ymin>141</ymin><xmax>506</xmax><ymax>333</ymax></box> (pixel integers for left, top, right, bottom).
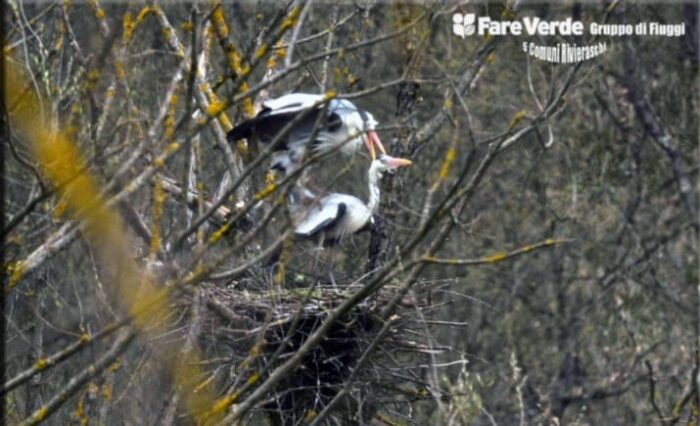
<box><xmin>4</xmin><ymin>57</ymin><xmax>221</xmax><ymax>424</ymax></box>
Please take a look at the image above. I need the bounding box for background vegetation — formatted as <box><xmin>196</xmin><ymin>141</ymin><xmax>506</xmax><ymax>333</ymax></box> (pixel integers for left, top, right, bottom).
<box><xmin>3</xmin><ymin>1</ymin><xmax>698</xmax><ymax>425</ymax></box>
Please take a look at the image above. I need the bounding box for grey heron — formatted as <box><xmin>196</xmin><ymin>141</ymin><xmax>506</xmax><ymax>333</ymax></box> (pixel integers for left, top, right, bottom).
<box><xmin>293</xmin><ymin>154</ymin><xmax>412</xmax><ymax>244</ymax></box>
<box><xmin>226</xmin><ymin>93</ymin><xmax>386</xmax><ymax>175</ymax></box>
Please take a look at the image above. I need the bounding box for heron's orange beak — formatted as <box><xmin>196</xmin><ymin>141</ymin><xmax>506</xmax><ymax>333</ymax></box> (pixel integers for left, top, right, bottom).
<box><xmin>364</xmin><ymin>131</ymin><xmax>385</xmax><ymax>160</ymax></box>
<box><xmin>384</xmin><ymin>156</ymin><xmax>413</xmax><ymax>168</ymax></box>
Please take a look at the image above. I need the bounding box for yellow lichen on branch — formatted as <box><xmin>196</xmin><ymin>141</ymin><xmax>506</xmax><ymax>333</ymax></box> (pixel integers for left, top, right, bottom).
<box><xmin>253</xmin><ymin>44</ymin><xmax>268</xmax><ymax>60</ymax></box>
<box><xmin>422</xmin><ymin>239</ymin><xmax>572</xmax><ymax>266</ymax></box>
<box><xmin>210</xmin><ymin>1</ymin><xmax>229</xmax><ymax>37</ymax></box>
<box><xmin>205</xmin><ymin>90</ymin><xmax>234</xmax><ymax>131</ymax></box>
<box><xmin>238</xmin><ymin>82</ymin><xmax>255</xmax><ymax>118</ymax></box>
<box><xmin>5</xmin><ymin>262</ymin><xmax>25</xmax><ymax>290</ymax></box>
<box><xmin>280</xmin><ymin>6</ymin><xmax>301</xmax><ymax>32</ymax></box>
<box><xmin>268</xmin><ymin>41</ymin><xmax>286</xmax><ymax>69</ymax></box>
<box><xmin>324</xmin><ymin>90</ymin><xmax>337</xmax><ymax>101</ymax></box>
<box><xmin>164</xmin><ymin>93</ymin><xmax>178</xmax><ymax>140</ymax></box>
<box><xmin>150</xmin><ymin>179</ymin><xmax>165</xmax><ymax>255</ymax></box>
<box><xmin>443</xmin><ymin>97</ymin><xmax>453</xmax><ymax>110</ymax></box>
<box><xmin>501</xmin><ymin>6</ymin><xmax>517</xmax><ymax>20</ymax></box>
<box><xmin>203</xmin><ymin>392</ymin><xmax>240</xmax><ymax>422</ymax></box>
<box><xmin>209</xmin><ymin>3</ymin><xmax>256</xmax><ymax>118</ymax></box>
<box><xmin>85</xmin><ymin>68</ymin><xmax>100</xmax><ymax>90</ymax></box>
<box><xmin>114</xmin><ymin>59</ymin><xmax>126</xmax><ymax>81</ymax></box>
<box><xmin>201</xmin><ymin>369</ymin><xmax>258</xmax><ymax>422</ymax></box>
<box><xmin>122</xmin><ymin>7</ymin><xmax>154</xmax><ymax>44</ymax></box>
<box><xmin>509</xmin><ymin>110</ymin><xmax>527</xmax><ymax>130</ymax></box>
<box><xmin>205</xmin><ymin>99</ymin><xmax>225</xmax><ymax>118</ymax></box>
<box><xmin>483</xmin><ymin>252</ymin><xmax>507</xmax><ymax>263</ymax></box>
<box><xmin>54</xmin><ymin>21</ymin><xmax>65</xmax><ymax>51</ymax></box>
<box><xmin>427</xmin><ymin>130</ymin><xmax>458</xmax><ymax>196</ymax></box>
<box><xmin>253</xmin><ymin>182</ymin><xmax>277</xmax><ymax>201</ymax></box>
<box><xmin>304</xmin><ymin>410</ymin><xmax>318</xmax><ymax>422</ymax></box>
<box><xmin>246</xmin><ymin>371</ymin><xmax>260</xmax><ymax>386</ymax></box>
<box><xmin>108</xmin><ymin>359</ymin><xmax>121</xmax><ymax>373</ymax></box>
<box><xmin>73</xmin><ymin>396</ymin><xmax>87</xmax><ymax>425</ymax></box>
<box><xmin>33</xmin><ymin>358</ymin><xmax>49</xmax><ymax>371</ymax></box>
<box><xmin>208</xmin><ymin>222</ymin><xmax>231</xmax><ymax>245</ymax></box>
<box><xmin>88</xmin><ymin>0</ymin><xmax>105</xmax><ymax>21</ymax></box>
<box><xmin>29</xmin><ymin>406</ymin><xmax>48</xmax><ymax>423</ymax></box>
<box><xmin>101</xmin><ymin>383</ymin><xmax>112</xmax><ymax>401</ymax></box>
<box><xmin>122</xmin><ymin>11</ymin><xmax>134</xmax><ymax>41</ymax></box>
<box><xmin>437</xmin><ymin>147</ymin><xmax>456</xmax><ymax>181</ymax></box>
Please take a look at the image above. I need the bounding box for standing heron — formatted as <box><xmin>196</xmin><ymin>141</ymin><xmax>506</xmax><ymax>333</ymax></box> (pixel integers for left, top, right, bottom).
<box><xmin>293</xmin><ymin>154</ymin><xmax>412</xmax><ymax>243</ymax></box>
<box><xmin>227</xmin><ymin>93</ymin><xmax>386</xmax><ymax>175</ymax></box>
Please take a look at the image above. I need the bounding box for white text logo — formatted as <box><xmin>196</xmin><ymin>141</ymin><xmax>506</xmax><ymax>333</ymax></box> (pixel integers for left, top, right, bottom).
<box><xmin>452</xmin><ymin>13</ymin><xmax>685</xmax><ymax>38</ymax></box>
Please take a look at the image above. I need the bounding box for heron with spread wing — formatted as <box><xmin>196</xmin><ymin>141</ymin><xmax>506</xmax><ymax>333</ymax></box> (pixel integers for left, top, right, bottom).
<box><xmin>227</xmin><ymin>93</ymin><xmax>386</xmax><ymax>175</ymax></box>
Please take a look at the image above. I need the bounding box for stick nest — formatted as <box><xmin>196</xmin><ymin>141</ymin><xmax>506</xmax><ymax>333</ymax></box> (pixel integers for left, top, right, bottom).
<box><xmin>178</xmin><ymin>267</ymin><xmax>448</xmax><ymax>425</ymax></box>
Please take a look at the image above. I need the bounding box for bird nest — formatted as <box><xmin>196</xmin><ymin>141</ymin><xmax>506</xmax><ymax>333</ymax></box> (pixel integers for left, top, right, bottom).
<box><xmin>178</xmin><ymin>267</ymin><xmax>449</xmax><ymax>424</ymax></box>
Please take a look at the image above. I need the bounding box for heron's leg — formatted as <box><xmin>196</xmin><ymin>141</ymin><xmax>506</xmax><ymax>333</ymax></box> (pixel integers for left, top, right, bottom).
<box><xmin>327</xmin><ymin>247</ymin><xmax>337</xmax><ymax>288</ymax></box>
<box><xmin>300</xmin><ymin>165</ymin><xmax>311</xmax><ymax>188</ymax></box>
<box><xmin>328</xmin><ymin>268</ymin><xmax>338</xmax><ymax>288</ymax></box>
<box><xmin>298</xmin><ymin>164</ymin><xmax>325</xmax><ymax>197</ymax></box>
<box><xmin>311</xmin><ymin>233</ymin><xmax>325</xmax><ymax>273</ymax></box>
<box><xmin>326</xmin><ymin>238</ymin><xmax>344</xmax><ymax>288</ymax></box>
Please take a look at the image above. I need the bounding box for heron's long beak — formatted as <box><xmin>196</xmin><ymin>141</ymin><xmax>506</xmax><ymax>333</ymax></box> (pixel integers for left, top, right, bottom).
<box><xmin>384</xmin><ymin>156</ymin><xmax>413</xmax><ymax>168</ymax></box>
<box><xmin>364</xmin><ymin>131</ymin><xmax>386</xmax><ymax>160</ymax></box>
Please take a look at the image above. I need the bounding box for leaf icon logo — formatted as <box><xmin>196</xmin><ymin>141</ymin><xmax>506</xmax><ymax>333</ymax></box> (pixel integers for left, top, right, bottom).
<box><xmin>452</xmin><ymin>13</ymin><xmax>465</xmax><ymax>38</ymax></box>
<box><xmin>463</xmin><ymin>13</ymin><xmax>476</xmax><ymax>36</ymax></box>
<box><xmin>453</xmin><ymin>13</ymin><xmax>476</xmax><ymax>38</ymax></box>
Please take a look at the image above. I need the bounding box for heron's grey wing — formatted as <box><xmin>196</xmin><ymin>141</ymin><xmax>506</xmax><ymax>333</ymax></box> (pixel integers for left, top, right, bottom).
<box><xmin>226</xmin><ymin>114</ymin><xmax>261</xmax><ymax>142</ymax></box>
<box><xmin>238</xmin><ymin>111</ymin><xmax>326</xmax><ymax>148</ymax></box>
<box><xmin>294</xmin><ymin>202</ymin><xmax>347</xmax><ymax>237</ymax></box>
<box><xmin>226</xmin><ymin>112</ymin><xmax>291</xmax><ymax>144</ymax></box>
<box><xmin>227</xmin><ymin>93</ymin><xmax>326</xmax><ymax>143</ymax></box>
<box><xmin>263</xmin><ymin>93</ymin><xmax>326</xmax><ymax>115</ymax></box>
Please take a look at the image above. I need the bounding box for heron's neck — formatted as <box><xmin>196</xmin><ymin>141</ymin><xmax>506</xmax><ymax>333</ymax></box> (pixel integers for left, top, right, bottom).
<box><xmin>367</xmin><ymin>164</ymin><xmax>381</xmax><ymax>213</ymax></box>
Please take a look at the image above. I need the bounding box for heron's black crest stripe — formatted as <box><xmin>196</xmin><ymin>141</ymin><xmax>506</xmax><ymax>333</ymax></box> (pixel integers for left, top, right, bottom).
<box><xmin>327</xmin><ymin>112</ymin><xmax>342</xmax><ymax>132</ymax></box>
<box><xmin>358</xmin><ymin>109</ymin><xmax>369</xmax><ymax>123</ymax></box>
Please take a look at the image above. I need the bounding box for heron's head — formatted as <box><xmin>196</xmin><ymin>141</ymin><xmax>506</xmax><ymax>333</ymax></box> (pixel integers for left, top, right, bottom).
<box><xmin>372</xmin><ymin>154</ymin><xmax>413</xmax><ymax>177</ymax></box>
<box><xmin>341</xmin><ymin>110</ymin><xmax>385</xmax><ymax>160</ymax></box>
